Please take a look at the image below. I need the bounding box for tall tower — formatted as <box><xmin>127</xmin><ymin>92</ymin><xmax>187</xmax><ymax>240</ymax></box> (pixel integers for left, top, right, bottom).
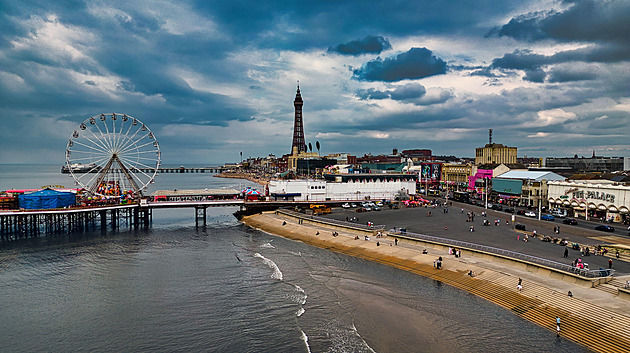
<box><xmin>291</xmin><ymin>82</ymin><xmax>306</xmax><ymax>154</ymax></box>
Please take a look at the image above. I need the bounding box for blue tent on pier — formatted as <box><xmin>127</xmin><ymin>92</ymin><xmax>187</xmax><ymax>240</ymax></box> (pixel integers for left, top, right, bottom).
<box><xmin>18</xmin><ymin>188</ymin><xmax>76</xmax><ymax>210</ymax></box>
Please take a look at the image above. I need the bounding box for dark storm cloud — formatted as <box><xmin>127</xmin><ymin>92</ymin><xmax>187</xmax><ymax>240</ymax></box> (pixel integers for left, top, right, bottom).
<box><xmin>547</xmin><ymin>67</ymin><xmax>597</xmax><ymax>83</ymax></box>
<box><xmin>328</xmin><ymin>35</ymin><xmax>392</xmax><ymax>56</ymax></box>
<box><xmin>352</xmin><ymin>48</ymin><xmax>447</xmax><ymax>82</ymax></box>
<box><xmin>390</xmin><ymin>84</ymin><xmax>426</xmax><ymax>100</ymax></box>
<box><xmin>490</xmin><ymin>44</ymin><xmax>630</xmax><ymax>75</ymax></box>
<box><xmin>356</xmin><ymin>84</ymin><xmax>427</xmax><ymax>102</ymax></box>
<box><xmin>490</xmin><ymin>0</ymin><xmax>630</xmax><ymax>44</ymax></box>
<box><xmin>523</xmin><ymin>68</ymin><xmax>546</xmax><ymax>83</ymax></box>
<box><xmin>356</xmin><ymin>88</ymin><xmax>391</xmax><ymax>100</ymax></box>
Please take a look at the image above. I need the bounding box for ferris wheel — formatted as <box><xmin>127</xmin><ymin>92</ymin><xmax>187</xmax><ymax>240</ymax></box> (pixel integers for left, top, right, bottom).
<box><xmin>65</xmin><ymin>113</ymin><xmax>161</xmax><ymax>197</ymax></box>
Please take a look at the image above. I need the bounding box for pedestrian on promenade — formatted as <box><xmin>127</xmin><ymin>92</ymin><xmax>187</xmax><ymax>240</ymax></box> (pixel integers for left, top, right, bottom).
<box><xmin>564</xmin><ymin>248</ymin><xmax>569</xmax><ymax>258</ymax></box>
<box><xmin>517</xmin><ymin>283</ymin><xmax>522</xmax><ymax>292</ymax></box>
<box><xmin>568</xmin><ymin>291</ymin><xmax>573</xmax><ymax>297</ymax></box>
<box><xmin>395</xmin><ymin>238</ymin><xmax>398</xmax><ymax>245</ymax></box>
<box><xmin>556</xmin><ymin>316</ymin><xmax>560</xmax><ymax>326</ymax></box>
<box><xmin>616</xmin><ymin>250</ymin><xmax>620</xmax><ymax>259</ymax></box>
<box><xmin>609</xmin><ymin>258</ymin><xmax>613</xmax><ymax>269</ymax></box>
<box><xmin>518</xmin><ymin>277</ymin><xmax>522</xmax><ymax>286</ymax></box>
<box><xmin>557</xmin><ymin>325</ymin><xmax>560</xmax><ymax>337</ymax></box>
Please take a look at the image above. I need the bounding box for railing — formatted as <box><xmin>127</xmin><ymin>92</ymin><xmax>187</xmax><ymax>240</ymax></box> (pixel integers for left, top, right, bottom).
<box><xmin>277</xmin><ymin>209</ymin><xmax>612</xmax><ymax>278</ymax></box>
<box><xmin>399</xmin><ymin>230</ymin><xmax>613</xmax><ymax>278</ymax></box>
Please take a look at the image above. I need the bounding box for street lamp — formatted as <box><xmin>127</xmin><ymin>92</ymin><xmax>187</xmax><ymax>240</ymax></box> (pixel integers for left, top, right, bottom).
<box><xmin>484</xmin><ymin>177</ymin><xmax>488</xmax><ymax>210</ymax></box>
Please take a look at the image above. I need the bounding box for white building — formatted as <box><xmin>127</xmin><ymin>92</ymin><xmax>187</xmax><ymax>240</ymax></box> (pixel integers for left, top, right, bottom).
<box><xmin>268</xmin><ymin>174</ymin><xmax>416</xmax><ymax>202</ymax></box>
<box><xmin>547</xmin><ymin>180</ymin><xmax>630</xmax><ymax>222</ymax></box>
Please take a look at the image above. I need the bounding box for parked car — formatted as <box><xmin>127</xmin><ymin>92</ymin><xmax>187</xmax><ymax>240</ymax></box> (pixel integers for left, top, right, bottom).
<box><xmin>373</xmin><ymin>206</ymin><xmax>381</xmax><ymax>211</ymax></box>
<box><xmin>595</xmin><ymin>225</ymin><xmax>615</xmax><ymax>232</ymax></box>
<box><xmin>350</xmin><ymin>203</ymin><xmax>358</xmax><ymax>208</ymax></box>
<box><xmin>540</xmin><ymin>214</ymin><xmax>555</xmax><ymax>221</ymax></box>
<box><xmin>516</xmin><ymin>210</ymin><xmax>526</xmax><ymax>215</ymax></box>
<box><xmin>341</xmin><ymin>203</ymin><xmax>351</xmax><ymax>209</ymax></box>
<box><xmin>503</xmin><ymin>207</ymin><xmax>514</xmax><ymax>213</ymax></box>
<box><xmin>524</xmin><ymin>211</ymin><xmax>536</xmax><ymax>218</ymax></box>
<box><xmin>563</xmin><ymin>218</ymin><xmax>578</xmax><ymax>225</ymax></box>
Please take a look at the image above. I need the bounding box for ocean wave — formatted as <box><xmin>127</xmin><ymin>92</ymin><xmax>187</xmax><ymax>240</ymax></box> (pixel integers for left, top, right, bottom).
<box><xmin>253</xmin><ymin>253</ymin><xmax>283</xmax><ymax>280</ymax></box>
<box><xmin>300</xmin><ymin>330</ymin><xmax>311</xmax><ymax>353</ymax></box>
<box><xmin>296</xmin><ymin>307</ymin><xmax>305</xmax><ymax>317</ymax></box>
<box><xmin>259</xmin><ymin>242</ymin><xmax>275</xmax><ymax>249</ymax></box>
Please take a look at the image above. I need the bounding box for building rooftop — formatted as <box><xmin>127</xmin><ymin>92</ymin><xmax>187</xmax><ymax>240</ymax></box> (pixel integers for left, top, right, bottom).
<box><xmin>496</xmin><ymin>170</ymin><xmax>566</xmax><ymax>181</ymax></box>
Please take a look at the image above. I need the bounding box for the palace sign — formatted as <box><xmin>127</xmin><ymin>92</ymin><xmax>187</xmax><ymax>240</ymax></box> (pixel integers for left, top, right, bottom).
<box><xmin>571</xmin><ymin>190</ymin><xmax>615</xmax><ymax>203</ymax></box>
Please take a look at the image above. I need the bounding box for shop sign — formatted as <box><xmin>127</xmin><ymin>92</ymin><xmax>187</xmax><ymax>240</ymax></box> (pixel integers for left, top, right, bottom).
<box><xmin>572</xmin><ymin>190</ymin><xmax>615</xmax><ymax>203</ymax></box>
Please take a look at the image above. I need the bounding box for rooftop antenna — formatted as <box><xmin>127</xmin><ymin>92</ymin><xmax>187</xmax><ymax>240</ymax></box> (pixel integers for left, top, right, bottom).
<box><xmin>489</xmin><ymin>129</ymin><xmax>493</xmax><ymax>145</ymax></box>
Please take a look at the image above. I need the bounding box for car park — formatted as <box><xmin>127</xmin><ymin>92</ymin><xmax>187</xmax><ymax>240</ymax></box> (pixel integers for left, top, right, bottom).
<box><xmin>540</xmin><ymin>214</ymin><xmax>555</xmax><ymax>221</ymax></box>
<box><xmin>524</xmin><ymin>211</ymin><xmax>536</xmax><ymax>217</ymax></box>
<box><xmin>595</xmin><ymin>225</ymin><xmax>615</xmax><ymax>232</ymax></box>
<box><xmin>563</xmin><ymin>218</ymin><xmax>578</xmax><ymax>225</ymax></box>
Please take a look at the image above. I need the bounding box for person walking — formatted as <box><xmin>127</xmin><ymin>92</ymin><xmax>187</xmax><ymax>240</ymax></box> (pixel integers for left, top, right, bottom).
<box><xmin>609</xmin><ymin>258</ymin><xmax>613</xmax><ymax>269</ymax></box>
<box><xmin>556</xmin><ymin>316</ymin><xmax>560</xmax><ymax>327</ymax></box>
<box><xmin>616</xmin><ymin>250</ymin><xmax>620</xmax><ymax>259</ymax></box>
<box><xmin>563</xmin><ymin>248</ymin><xmax>569</xmax><ymax>258</ymax></box>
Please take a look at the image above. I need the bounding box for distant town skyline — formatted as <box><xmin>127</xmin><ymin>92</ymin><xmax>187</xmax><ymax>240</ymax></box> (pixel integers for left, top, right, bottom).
<box><xmin>1</xmin><ymin>1</ymin><xmax>629</xmax><ymax>165</ymax></box>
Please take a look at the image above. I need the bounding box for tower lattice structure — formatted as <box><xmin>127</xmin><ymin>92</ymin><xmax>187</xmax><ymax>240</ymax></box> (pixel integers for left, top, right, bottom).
<box><xmin>291</xmin><ymin>83</ymin><xmax>306</xmax><ymax>154</ymax></box>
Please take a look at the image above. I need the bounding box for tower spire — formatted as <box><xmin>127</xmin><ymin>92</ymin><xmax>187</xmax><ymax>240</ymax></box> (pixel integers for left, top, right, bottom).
<box><xmin>291</xmin><ymin>82</ymin><xmax>306</xmax><ymax>154</ymax></box>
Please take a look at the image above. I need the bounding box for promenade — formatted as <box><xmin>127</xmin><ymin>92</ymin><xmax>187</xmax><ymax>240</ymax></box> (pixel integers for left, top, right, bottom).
<box><xmin>243</xmin><ymin>205</ymin><xmax>630</xmax><ymax>353</ymax></box>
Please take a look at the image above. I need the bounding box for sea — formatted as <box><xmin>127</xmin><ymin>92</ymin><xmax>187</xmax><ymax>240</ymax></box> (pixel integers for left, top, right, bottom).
<box><xmin>0</xmin><ymin>165</ymin><xmax>591</xmax><ymax>352</ymax></box>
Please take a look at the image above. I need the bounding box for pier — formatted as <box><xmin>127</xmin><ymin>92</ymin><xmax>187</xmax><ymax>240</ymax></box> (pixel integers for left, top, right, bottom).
<box><xmin>0</xmin><ymin>199</ymin><xmax>346</xmax><ymax>240</ymax></box>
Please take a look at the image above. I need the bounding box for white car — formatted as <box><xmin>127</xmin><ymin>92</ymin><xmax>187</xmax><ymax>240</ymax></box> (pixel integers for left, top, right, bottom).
<box><xmin>524</xmin><ymin>211</ymin><xmax>536</xmax><ymax>217</ymax></box>
<box><xmin>341</xmin><ymin>203</ymin><xmax>351</xmax><ymax>209</ymax></box>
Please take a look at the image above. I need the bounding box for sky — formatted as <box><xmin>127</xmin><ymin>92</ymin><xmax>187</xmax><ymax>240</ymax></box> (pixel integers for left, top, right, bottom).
<box><xmin>1</xmin><ymin>0</ymin><xmax>629</xmax><ymax>165</ymax></box>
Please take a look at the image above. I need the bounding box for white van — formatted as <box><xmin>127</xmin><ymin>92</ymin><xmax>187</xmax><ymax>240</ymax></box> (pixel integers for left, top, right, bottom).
<box><xmin>551</xmin><ymin>209</ymin><xmax>566</xmax><ymax>218</ymax></box>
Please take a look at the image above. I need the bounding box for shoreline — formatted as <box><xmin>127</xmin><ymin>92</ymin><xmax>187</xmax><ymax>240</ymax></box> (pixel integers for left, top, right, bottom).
<box><xmin>242</xmin><ymin>211</ymin><xmax>630</xmax><ymax>353</ymax></box>
<box><xmin>214</xmin><ymin>172</ymin><xmax>269</xmax><ymax>186</ymax></box>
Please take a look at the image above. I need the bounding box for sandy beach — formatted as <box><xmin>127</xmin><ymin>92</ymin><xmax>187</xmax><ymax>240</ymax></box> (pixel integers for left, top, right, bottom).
<box><xmin>243</xmin><ymin>211</ymin><xmax>630</xmax><ymax>353</ymax></box>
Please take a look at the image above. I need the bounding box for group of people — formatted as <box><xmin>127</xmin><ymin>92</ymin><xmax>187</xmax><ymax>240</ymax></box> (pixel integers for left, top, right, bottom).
<box><xmin>448</xmin><ymin>247</ymin><xmax>461</xmax><ymax>258</ymax></box>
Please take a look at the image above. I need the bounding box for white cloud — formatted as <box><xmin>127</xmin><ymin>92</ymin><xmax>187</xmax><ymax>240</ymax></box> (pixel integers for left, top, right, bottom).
<box><xmin>532</xmin><ymin>108</ymin><xmax>578</xmax><ymax>126</ymax></box>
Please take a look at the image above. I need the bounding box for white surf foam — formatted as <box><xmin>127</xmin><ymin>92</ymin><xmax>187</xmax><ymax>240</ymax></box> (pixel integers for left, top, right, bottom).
<box><xmin>259</xmin><ymin>242</ymin><xmax>275</xmax><ymax>249</ymax></box>
<box><xmin>296</xmin><ymin>307</ymin><xmax>305</xmax><ymax>317</ymax></box>
<box><xmin>300</xmin><ymin>330</ymin><xmax>311</xmax><ymax>353</ymax></box>
<box><xmin>253</xmin><ymin>253</ymin><xmax>283</xmax><ymax>280</ymax></box>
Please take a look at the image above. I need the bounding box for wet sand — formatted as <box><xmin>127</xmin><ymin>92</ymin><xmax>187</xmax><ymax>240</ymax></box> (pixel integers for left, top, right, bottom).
<box><xmin>243</xmin><ymin>211</ymin><xmax>630</xmax><ymax>353</ymax></box>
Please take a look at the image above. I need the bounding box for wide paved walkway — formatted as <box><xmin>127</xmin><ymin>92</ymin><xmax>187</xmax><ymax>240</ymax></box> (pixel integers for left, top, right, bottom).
<box><xmin>325</xmin><ymin>202</ymin><xmax>630</xmax><ymax>275</ymax></box>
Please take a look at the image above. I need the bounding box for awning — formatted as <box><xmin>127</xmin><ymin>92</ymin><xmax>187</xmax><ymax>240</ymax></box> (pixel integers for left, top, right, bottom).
<box><xmin>619</xmin><ymin>207</ymin><xmax>629</xmax><ymax>214</ymax></box>
<box><xmin>608</xmin><ymin>205</ymin><xmax>618</xmax><ymax>212</ymax></box>
<box><xmin>597</xmin><ymin>204</ymin><xmax>607</xmax><ymax>211</ymax></box>
<box><xmin>571</xmin><ymin>201</ymin><xmax>579</xmax><ymax>207</ymax></box>
<box><xmin>563</xmin><ymin>200</ymin><xmax>570</xmax><ymax>206</ymax></box>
